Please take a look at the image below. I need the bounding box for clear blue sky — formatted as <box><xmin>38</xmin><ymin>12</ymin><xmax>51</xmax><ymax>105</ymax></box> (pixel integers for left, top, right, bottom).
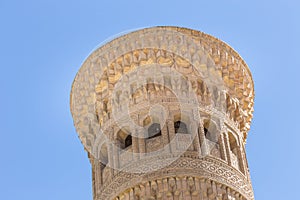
<box><xmin>1</xmin><ymin>0</ymin><xmax>299</xmax><ymax>199</ymax></box>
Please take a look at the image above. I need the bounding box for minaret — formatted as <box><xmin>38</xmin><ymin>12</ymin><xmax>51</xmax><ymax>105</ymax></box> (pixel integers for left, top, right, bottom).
<box><xmin>70</xmin><ymin>26</ymin><xmax>255</xmax><ymax>200</ymax></box>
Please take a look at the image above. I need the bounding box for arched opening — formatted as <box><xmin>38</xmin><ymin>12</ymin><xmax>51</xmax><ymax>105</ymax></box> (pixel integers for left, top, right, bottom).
<box><xmin>203</xmin><ymin>119</ymin><xmax>221</xmax><ymax>158</ymax></box>
<box><xmin>228</xmin><ymin>132</ymin><xmax>238</xmax><ymax>155</ymax></box>
<box><xmin>147</xmin><ymin>123</ymin><xmax>161</xmax><ymax>139</ymax></box>
<box><xmin>204</xmin><ymin>127</ymin><xmax>215</xmax><ymax>142</ymax></box>
<box><xmin>174</xmin><ymin>121</ymin><xmax>189</xmax><ymax>134</ymax></box>
<box><xmin>203</xmin><ymin>120</ymin><xmax>218</xmax><ymax>143</ymax></box>
<box><xmin>117</xmin><ymin>129</ymin><xmax>132</xmax><ymax>149</ymax></box>
<box><xmin>124</xmin><ymin>135</ymin><xmax>132</xmax><ymax>148</ymax></box>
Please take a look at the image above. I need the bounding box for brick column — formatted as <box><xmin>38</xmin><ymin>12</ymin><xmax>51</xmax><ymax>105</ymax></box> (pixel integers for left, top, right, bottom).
<box><xmin>167</xmin><ymin>119</ymin><xmax>176</xmax><ymax>153</ymax></box>
<box><xmin>107</xmin><ymin>134</ymin><xmax>115</xmax><ymax>177</ymax></box>
<box><xmin>237</xmin><ymin>139</ymin><xmax>246</xmax><ymax>174</ymax></box>
<box><xmin>138</xmin><ymin>128</ymin><xmax>146</xmax><ymax>158</ymax></box>
<box><xmin>161</xmin><ymin>121</ymin><xmax>170</xmax><ymax>153</ymax></box>
<box><xmin>95</xmin><ymin>160</ymin><xmax>103</xmax><ymax>195</ymax></box>
<box><xmin>198</xmin><ymin>121</ymin><xmax>208</xmax><ymax>157</ymax></box>
<box><xmin>112</xmin><ymin>141</ymin><xmax>120</xmax><ymax>174</ymax></box>
<box><xmin>218</xmin><ymin>133</ymin><xmax>227</xmax><ymax>162</ymax></box>
<box><xmin>132</xmin><ymin>129</ymin><xmax>139</xmax><ymax>160</ymax></box>
<box><xmin>191</xmin><ymin>121</ymin><xmax>201</xmax><ymax>155</ymax></box>
<box><xmin>223</xmin><ymin>131</ymin><xmax>232</xmax><ymax>166</ymax></box>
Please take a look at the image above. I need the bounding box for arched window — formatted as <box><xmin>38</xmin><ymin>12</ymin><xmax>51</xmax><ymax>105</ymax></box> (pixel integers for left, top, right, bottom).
<box><xmin>174</xmin><ymin>121</ymin><xmax>189</xmax><ymax>134</ymax></box>
<box><xmin>204</xmin><ymin>120</ymin><xmax>218</xmax><ymax>143</ymax></box>
<box><xmin>228</xmin><ymin>132</ymin><xmax>238</xmax><ymax>156</ymax></box>
<box><xmin>125</xmin><ymin>135</ymin><xmax>132</xmax><ymax>148</ymax></box>
<box><xmin>147</xmin><ymin>123</ymin><xmax>161</xmax><ymax>139</ymax></box>
<box><xmin>117</xmin><ymin>129</ymin><xmax>132</xmax><ymax>149</ymax></box>
<box><xmin>204</xmin><ymin>127</ymin><xmax>210</xmax><ymax>138</ymax></box>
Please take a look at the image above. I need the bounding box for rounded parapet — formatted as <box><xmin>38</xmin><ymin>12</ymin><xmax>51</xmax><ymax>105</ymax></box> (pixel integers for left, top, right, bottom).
<box><xmin>70</xmin><ymin>26</ymin><xmax>254</xmax><ymax>155</ymax></box>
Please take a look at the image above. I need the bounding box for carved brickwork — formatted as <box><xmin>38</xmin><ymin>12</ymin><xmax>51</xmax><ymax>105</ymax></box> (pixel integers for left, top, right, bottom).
<box><xmin>70</xmin><ymin>27</ymin><xmax>255</xmax><ymax>200</ymax></box>
<box><xmin>113</xmin><ymin>176</ymin><xmax>248</xmax><ymax>200</ymax></box>
<box><xmin>95</xmin><ymin>155</ymin><xmax>253</xmax><ymax>200</ymax></box>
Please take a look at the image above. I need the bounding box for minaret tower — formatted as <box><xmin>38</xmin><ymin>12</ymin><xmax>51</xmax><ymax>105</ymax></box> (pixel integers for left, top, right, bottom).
<box><xmin>70</xmin><ymin>26</ymin><xmax>255</xmax><ymax>200</ymax></box>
